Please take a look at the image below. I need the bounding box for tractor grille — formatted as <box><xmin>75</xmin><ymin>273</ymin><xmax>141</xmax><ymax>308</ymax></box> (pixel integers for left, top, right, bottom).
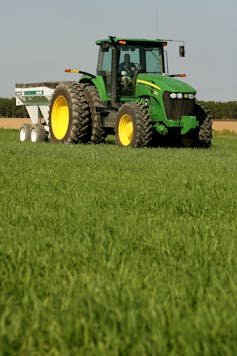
<box><xmin>163</xmin><ymin>92</ymin><xmax>195</xmax><ymax>121</ymax></box>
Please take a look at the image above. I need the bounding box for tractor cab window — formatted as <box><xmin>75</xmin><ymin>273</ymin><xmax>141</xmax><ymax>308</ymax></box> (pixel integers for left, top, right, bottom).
<box><xmin>97</xmin><ymin>45</ymin><xmax>112</xmax><ymax>95</ymax></box>
<box><xmin>145</xmin><ymin>47</ymin><xmax>163</xmax><ymax>73</ymax></box>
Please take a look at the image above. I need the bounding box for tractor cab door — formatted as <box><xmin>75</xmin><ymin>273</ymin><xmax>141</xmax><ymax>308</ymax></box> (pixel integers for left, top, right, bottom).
<box><xmin>97</xmin><ymin>43</ymin><xmax>141</xmax><ymax>99</ymax></box>
<box><xmin>97</xmin><ymin>44</ymin><xmax>113</xmax><ymax>96</ymax></box>
<box><xmin>118</xmin><ymin>46</ymin><xmax>141</xmax><ymax>97</ymax></box>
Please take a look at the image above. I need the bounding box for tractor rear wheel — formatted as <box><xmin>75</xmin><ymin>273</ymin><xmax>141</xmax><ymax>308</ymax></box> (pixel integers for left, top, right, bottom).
<box><xmin>194</xmin><ymin>104</ymin><xmax>213</xmax><ymax>148</ymax></box>
<box><xmin>84</xmin><ymin>85</ymin><xmax>105</xmax><ymax>143</ymax></box>
<box><xmin>115</xmin><ymin>102</ymin><xmax>152</xmax><ymax>148</ymax></box>
<box><xmin>49</xmin><ymin>82</ymin><xmax>90</xmax><ymax>143</ymax></box>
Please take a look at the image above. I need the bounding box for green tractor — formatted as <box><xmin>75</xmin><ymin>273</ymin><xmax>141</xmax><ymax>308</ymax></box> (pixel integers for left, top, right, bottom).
<box><xmin>49</xmin><ymin>36</ymin><xmax>212</xmax><ymax>148</ymax></box>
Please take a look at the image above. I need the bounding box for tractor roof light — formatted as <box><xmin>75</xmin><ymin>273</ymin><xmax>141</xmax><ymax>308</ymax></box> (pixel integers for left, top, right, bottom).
<box><xmin>118</xmin><ymin>40</ymin><xmax>127</xmax><ymax>45</ymax></box>
<box><xmin>177</xmin><ymin>93</ymin><xmax>183</xmax><ymax>99</ymax></box>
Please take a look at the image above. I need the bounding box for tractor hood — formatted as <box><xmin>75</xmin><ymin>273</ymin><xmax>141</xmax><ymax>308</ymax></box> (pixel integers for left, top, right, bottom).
<box><xmin>136</xmin><ymin>74</ymin><xmax>196</xmax><ymax>94</ymax></box>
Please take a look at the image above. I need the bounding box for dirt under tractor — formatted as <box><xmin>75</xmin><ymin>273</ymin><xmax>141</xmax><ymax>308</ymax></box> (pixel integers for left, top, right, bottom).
<box><xmin>16</xmin><ymin>36</ymin><xmax>212</xmax><ymax>147</ymax></box>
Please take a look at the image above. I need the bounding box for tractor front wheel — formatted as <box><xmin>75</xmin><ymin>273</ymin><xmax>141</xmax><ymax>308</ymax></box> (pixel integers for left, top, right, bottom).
<box><xmin>115</xmin><ymin>103</ymin><xmax>152</xmax><ymax>148</ymax></box>
<box><xmin>195</xmin><ymin>104</ymin><xmax>213</xmax><ymax>148</ymax></box>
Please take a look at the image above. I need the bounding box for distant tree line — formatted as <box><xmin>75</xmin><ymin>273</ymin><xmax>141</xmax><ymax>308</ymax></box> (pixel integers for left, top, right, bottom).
<box><xmin>0</xmin><ymin>98</ymin><xmax>29</xmax><ymax>118</ymax></box>
<box><xmin>198</xmin><ymin>101</ymin><xmax>237</xmax><ymax>120</ymax></box>
<box><xmin>0</xmin><ymin>97</ymin><xmax>237</xmax><ymax>119</ymax></box>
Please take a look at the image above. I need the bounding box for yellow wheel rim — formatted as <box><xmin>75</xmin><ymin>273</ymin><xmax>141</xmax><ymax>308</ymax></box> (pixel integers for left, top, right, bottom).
<box><xmin>118</xmin><ymin>114</ymin><xmax>134</xmax><ymax>146</ymax></box>
<box><xmin>51</xmin><ymin>96</ymin><xmax>69</xmax><ymax>140</ymax></box>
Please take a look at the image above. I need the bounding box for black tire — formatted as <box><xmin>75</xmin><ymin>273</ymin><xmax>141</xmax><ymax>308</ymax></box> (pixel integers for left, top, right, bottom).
<box><xmin>181</xmin><ymin>134</ymin><xmax>196</xmax><ymax>148</ymax></box>
<box><xmin>84</xmin><ymin>85</ymin><xmax>105</xmax><ymax>144</ymax></box>
<box><xmin>30</xmin><ymin>124</ymin><xmax>47</xmax><ymax>143</ymax></box>
<box><xmin>19</xmin><ymin>123</ymin><xmax>32</xmax><ymax>142</ymax></box>
<box><xmin>48</xmin><ymin>82</ymin><xmax>90</xmax><ymax>143</ymax></box>
<box><xmin>194</xmin><ymin>104</ymin><xmax>213</xmax><ymax>148</ymax></box>
<box><xmin>115</xmin><ymin>102</ymin><xmax>153</xmax><ymax>148</ymax></box>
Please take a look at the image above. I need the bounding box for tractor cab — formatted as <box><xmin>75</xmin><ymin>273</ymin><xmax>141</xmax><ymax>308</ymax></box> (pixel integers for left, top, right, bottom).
<box><xmin>96</xmin><ymin>37</ymin><xmax>166</xmax><ymax>100</ymax></box>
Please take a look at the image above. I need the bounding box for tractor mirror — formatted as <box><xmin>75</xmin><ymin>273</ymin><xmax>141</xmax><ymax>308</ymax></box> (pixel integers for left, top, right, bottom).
<box><xmin>179</xmin><ymin>45</ymin><xmax>185</xmax><ymax>57</ymax></box>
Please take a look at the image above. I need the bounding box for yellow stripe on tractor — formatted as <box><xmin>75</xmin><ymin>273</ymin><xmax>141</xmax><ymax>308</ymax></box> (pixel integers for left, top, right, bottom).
<box><xmin>137</xmin><ymin>79</ymin><xmax>161</xmax><ymax>91</ymax></box>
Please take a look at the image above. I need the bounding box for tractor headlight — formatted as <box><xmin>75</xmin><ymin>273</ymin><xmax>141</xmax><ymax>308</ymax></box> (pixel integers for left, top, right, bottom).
<box><xmin>170</xmin><ymin>93</ymin><xmax>177</xmax><ymax>99</ymax></box>
<box><xmin>170</xmin><ymin>93</ymin><xmax>193</xmax><ymax>100</ymax></box>
<box><xmin>177</xmin><ymin>93</ymin><xmax>183</xmax><ymax>99</ymax></box>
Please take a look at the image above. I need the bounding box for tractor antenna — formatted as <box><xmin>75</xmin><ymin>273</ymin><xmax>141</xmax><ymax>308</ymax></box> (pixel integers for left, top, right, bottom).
<box><xmin>155</xmin><ymin>9</ymin><xmax>158</xmax><ymax>37</ymax></box>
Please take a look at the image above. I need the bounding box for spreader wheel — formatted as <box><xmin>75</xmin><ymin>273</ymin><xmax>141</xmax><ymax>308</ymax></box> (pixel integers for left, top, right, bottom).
<box><xmin>19</xmin><ymin>123</ymin><xmax>32</xmax><ymax>142</ymax></box>
<box><xmin>30</xmin><ymin>124</ymin><xmax>47</xmax><ymax>142</ymax></box>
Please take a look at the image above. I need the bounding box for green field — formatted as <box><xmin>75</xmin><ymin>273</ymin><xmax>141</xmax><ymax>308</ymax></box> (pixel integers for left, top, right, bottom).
<box><xmin>0</xmin><ymin>130</ymin><xmax>237</xmax><ymax>355</ymax></box>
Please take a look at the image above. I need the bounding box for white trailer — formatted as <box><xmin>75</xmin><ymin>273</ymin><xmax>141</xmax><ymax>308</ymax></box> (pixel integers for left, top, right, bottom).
<box><xmin>15</xmin><ymin>82</ymin><xmax>62</xmax><ymax>142</ymax></box>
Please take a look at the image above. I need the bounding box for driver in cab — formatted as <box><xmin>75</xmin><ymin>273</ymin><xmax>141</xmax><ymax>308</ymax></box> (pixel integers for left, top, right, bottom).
<box><xmin>119</xmin><ymin>54</ymin><xmax>137</xmax><ymax>95</ymax></box>
<box><xmin>119</xmin><ymin>54</ymin><xmax>136</xmax><ymax>75</ymax></box>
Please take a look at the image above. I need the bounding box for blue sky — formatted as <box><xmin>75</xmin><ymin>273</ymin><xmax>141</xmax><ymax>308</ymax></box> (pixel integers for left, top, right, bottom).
<box><xmin>0</xmin><ymin>0</ymin><xmax>236</xmax><ymax>101</ymax></box>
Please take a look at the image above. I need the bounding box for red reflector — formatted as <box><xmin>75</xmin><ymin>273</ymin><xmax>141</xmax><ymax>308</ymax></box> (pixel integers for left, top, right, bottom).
<box><xmin>65</xmin><ymin>69</ymin><xmax>71</xmax><ymax>72</ymax></box>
